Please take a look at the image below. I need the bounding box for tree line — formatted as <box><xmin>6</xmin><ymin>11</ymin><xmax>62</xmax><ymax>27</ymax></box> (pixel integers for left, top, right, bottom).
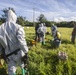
<box><xmin>0</xmin><ymin>7</ymin><xmax>76</xmax><ymax>27</ymax></box>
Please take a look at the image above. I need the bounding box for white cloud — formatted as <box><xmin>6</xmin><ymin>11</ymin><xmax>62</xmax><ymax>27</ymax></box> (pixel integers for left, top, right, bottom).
<box><xmin>0</xmin><ymin>0</ymin><xmax>76</xmax><ymax>22</ymax></box>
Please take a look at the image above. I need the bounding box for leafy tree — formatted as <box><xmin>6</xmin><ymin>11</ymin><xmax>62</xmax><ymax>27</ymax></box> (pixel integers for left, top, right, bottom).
<box><xmin>56</xmin><ymin>21</ymin><xmax>67</xmax><ymax>27</ymax></box>
<box><xmin>37</xmin><ymin>14</ymin><xmax>47</xmax><ymax>23</ymax></box>
<box><xmin>45</xmin><ymin>21</ymin><xmax>56</xmax><ymax>27</ymax></box>
<box><xmin>17</xmin><ymin>16</ymin><xmax>26</xmax><ymax>26</ymax></box>
<box><xmin>0</xmin><ymin>7</ymin><xmax>15</xmax><ymax>23</ymax></box>
<box><xmin>56</xmin><ymin>21</ymin><xmax>75</xmax><ymax>27</ymax></box>
<box><xmin>0</xmin><ymin>8</ymin><xmax>8</xmax><ymax>22</ymax></box>
<box><xmin>67</xmin><ymin>21</ymin><xmax>75</xmax><ymax>27</ymax></box>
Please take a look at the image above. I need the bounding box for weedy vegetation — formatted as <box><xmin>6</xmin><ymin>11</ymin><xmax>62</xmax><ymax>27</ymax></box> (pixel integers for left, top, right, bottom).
<box><xmin>0</xmin><ymin>27</ymin><xmax>76</xmax><ymax>75</ymax></box>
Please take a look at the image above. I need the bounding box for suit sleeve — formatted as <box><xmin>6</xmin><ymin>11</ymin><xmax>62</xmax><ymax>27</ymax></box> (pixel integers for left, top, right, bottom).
<box><xmin>17</xmin><ymin>27</ymin><xmax>28</xmax><ymax>53</ymax></box>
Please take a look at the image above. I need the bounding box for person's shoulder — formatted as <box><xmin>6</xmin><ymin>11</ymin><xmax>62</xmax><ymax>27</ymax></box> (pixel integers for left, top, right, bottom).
<box><xmin>15</xmin><ymin>23</ymin><xmax>22</xmax><ymax>28</ymax></box>
<box><xmin>0</xmin><ymin>23</ymin><xmax>5</xmax><ymax>26</ymax></box>
<box><xmin>16</xmin><ymin>24</ymin><xmax>24</xmax><ymax>31</ymax></box>
<box><xmin>0</xmin><ymin>23</ymin><xmax>6</xmax><ymax>28</ymax></box>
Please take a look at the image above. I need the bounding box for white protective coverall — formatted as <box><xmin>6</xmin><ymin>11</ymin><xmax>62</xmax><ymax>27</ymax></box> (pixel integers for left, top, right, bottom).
<box><xmin>0</xmin><ymin>9</ymin><xmax>28</xmax><ymax>75</ymax></box>
<box><xmin>37</xmin><ymin>23</ymin><xmax>46</xmax><ymax>45</ymax></box>
<box><xmin>51</xmin><ymin>24</ymin><xmax>57</xmax><ymax>37</ymax></box>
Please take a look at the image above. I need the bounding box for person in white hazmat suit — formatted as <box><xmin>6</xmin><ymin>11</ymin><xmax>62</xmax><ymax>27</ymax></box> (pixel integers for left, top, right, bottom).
<box><xmin>51</xmin><ymin>24</ymin><xmax>57</xmax><ymax>37</ymax></box>
<box><xmin>0</xmin><ymin>9</ymin><xmax>28</xmax><ymax>75</ymax></box>
<box><xmin>37</xmin><ymin>23</ymin><xmax>46</xmax><ymax>45</ymax></box>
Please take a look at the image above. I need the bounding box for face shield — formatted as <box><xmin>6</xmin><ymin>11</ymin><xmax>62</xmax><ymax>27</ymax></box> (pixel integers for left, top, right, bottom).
<box><xmin>7</xmin><ymin>9</ymin><xmax>17</xmax><ymax>23</ymax></box>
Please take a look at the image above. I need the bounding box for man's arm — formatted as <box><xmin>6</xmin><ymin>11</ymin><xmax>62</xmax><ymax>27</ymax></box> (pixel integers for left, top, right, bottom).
<box><xmin>17</xmin><ymin>27</ymin><xmax>28</xmax><ymax>53</ymax></box>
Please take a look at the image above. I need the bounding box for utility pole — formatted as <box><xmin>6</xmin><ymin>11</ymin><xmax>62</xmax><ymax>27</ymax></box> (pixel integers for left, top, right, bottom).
<box><xmin>33</xmin><ymin>8</ymin><xmax>35</xmax><ymax>27</ymax></box>
<box><xmin>0</xmin><ymin>10</ymin><xmax>2</xmax><ymax>17</ymax></box>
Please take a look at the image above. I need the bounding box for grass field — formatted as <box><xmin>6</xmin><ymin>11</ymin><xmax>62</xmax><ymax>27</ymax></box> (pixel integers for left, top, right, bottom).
<box><xmin>24</xmin><ymin>27</ymin><xmax>76</xmax><ymax>75</ymax></box>
<box><xmin>0</xmin><ymin>27</ymin><xmax>76</xmax><ymax>75</ymax></box>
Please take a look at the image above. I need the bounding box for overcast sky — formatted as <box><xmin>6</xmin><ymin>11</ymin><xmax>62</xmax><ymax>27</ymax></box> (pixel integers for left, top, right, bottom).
<box><xmin>0</xmin><ymin>0</ymin><xmax>76</xmax><ymax>22</ymax></box>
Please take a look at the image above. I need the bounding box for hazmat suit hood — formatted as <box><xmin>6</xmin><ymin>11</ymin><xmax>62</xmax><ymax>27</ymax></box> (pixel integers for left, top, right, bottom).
<box><xmin>40</xmin><ymin>23</ymin><xmax>44</xmax><ymax>27</ymax></box>
<box><xmin>7</xmin><ymin>9</ymin><xmax>17</xmax><ymax>23</ymax></box>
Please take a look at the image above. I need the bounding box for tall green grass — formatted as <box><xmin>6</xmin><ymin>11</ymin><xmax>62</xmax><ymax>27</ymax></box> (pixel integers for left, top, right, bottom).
<box><xmin>24</xmin><ymin>27</ymin><xmax>76</xmax><ymax>75</ymax></box>
<box><xmin>1</xmin><ymin>27</ymin><xmax>76</xmax><ymax>75</ymax></box>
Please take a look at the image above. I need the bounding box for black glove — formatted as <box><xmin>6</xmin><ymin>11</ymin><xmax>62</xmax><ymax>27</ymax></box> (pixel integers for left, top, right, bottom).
<box><xmin>21</xmin><ymin>53</ymin><xmax>28</xmax><ymax>61</ymax></box>
<box><xmin>0</xmin><ymin>54</ymin><xmax>4</xmax><ymax>59</ymax></box>
<box><xmin>24</xmin><ymin>53</ymin><xmax>28</xmax><ymax>59</ymax></box>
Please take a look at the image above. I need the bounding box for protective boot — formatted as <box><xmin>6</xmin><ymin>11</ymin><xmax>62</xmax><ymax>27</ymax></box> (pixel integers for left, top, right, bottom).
<box><xmin>13</xmin><ymin>73</ymin><xmax>16</xmax><ymax>75</ymax></box>
<box><xmin>22</xmin><ymin>68</ymin><xmax>25</xmax><ymax>75</ymax></box>
<box><xmin>22</xmin><ymin>68</ymin><xmax>28</xmax><ymax>75</ymax></box>
<box><xmin>42</xmin><ymin>41</ymin><xmax>45</xmax><ymax>45</ymax></box>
